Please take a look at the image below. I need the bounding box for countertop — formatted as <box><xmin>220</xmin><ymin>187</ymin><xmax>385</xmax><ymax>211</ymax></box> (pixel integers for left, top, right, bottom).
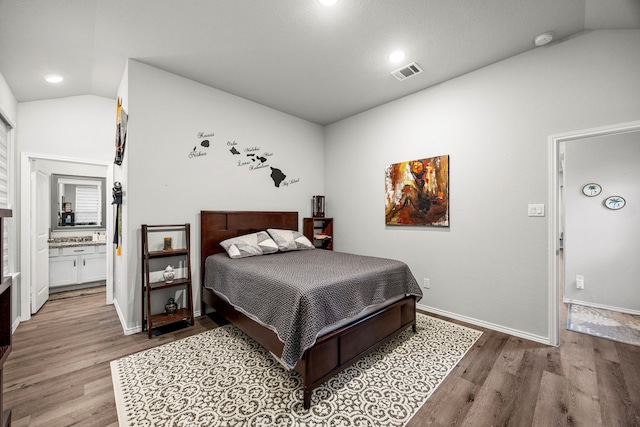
<box><xmin>48</xmin><ymin>238</ymin><xmax>107</xmax><ymax>248</ymax></box>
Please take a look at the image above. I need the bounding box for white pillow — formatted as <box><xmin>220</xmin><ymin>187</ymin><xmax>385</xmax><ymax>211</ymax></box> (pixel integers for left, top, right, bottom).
<box><xmin>267</xmin><ymin>228</ymin><xmax>314</xmax><ymax>252</ymax></box>
<box><xmin>220</xmin><ymin>231</ymin><xmax>279</xmax><ymax>259</ymax></box>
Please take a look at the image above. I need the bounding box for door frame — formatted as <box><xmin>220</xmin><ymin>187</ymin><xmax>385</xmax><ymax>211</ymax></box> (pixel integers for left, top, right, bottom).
<box><xmin>20</xmin><ymin>152</ymin><xmax>114</xmax><ymax>322</ymax></box>
<box><xmin>548</xmin><ymin>119</ymin><xmax>640</xmax><ymax>346</ymax></box>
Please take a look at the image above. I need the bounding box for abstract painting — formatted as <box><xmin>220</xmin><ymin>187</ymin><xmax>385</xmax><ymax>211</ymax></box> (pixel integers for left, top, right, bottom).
<box><xmin>385</xmin><ymin>155</ymin><xmax>449</xmax><ymax>226</ymax></box>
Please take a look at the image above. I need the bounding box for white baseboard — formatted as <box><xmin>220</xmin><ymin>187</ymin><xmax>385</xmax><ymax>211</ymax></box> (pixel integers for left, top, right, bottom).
<box><xmin>563</xmin><ymin>298</ymin><xmax>640</xmax><ymax>316</ymax></box>
<box><xmin>113</xmin><ymin>298</ymin><xmax>141</xmax><ymax>335</ymax></box>
<box><xmin>9</xmin><ymin>272</ymin><xmax>21</xmax><ymax>332</ymax></box>
<box><xmin>417</xmin><ymin>303</ymin><xmax>551</xmax><ymax>346</ymax></box>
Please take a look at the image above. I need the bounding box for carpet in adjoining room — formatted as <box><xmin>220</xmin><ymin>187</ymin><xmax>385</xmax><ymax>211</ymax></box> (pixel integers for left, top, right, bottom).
<box><xmin>111</xmin><ymin>313</ymin><xmax>481</xmax><ymax>426</ymax></box>
<box><xmin>567</xmin><ymin>303</ymin><xmax>640</xmax><ymax>346</ymax></box>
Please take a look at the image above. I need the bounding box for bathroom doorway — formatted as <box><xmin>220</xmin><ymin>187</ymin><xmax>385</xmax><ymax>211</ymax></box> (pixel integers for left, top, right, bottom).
<box><xmin>19</xmin><ymin>152</ymin><xmax>114</xmax><ymax>321</ymax></box>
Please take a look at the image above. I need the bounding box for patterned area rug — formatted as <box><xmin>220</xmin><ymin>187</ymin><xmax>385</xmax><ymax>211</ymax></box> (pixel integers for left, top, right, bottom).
<box><xmin>111</xmin><ymin>313</ymin><xmax>481</xmax><ymax>426</ymax></box>
<box><xmin>567</xmin><ymin>304</ymin><xmax>640</xmax><ymax>346</ymax></box>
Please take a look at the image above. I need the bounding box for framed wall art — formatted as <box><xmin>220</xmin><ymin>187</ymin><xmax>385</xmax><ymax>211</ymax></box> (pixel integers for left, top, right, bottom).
<box><xmin>604</xmin><ymin>196</ymin><xmax>626</xmax><ymax>210</ymax></box>
<box><xmin>385</xmin><ymin>154</ymin><xmax>449</xmax><ymax>226</ymax></box>
<box><xmin>582</xmin><ymin>183</ymin><xmax>602</xmax><ymax>197</ymax></box>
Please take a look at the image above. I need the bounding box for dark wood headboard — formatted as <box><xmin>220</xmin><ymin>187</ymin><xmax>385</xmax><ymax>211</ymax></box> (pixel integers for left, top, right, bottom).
<box><xmin>200</xmin><ymin>210</ymin><xmax>298</xmax><ymax>282</ymax></box>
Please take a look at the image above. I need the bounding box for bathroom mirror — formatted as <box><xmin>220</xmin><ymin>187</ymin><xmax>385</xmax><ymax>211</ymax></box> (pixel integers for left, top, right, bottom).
<box><xmin>51</xmin><ymin>174</ymin><xmax>107</xmax><ymax>231</ymax></box>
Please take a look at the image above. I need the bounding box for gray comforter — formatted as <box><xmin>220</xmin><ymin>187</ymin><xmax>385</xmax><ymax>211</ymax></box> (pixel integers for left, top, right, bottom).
<box><xmin>204</xmin><ymin>249</ymin><xmax>422</xmax><ymax>368</ymax></box>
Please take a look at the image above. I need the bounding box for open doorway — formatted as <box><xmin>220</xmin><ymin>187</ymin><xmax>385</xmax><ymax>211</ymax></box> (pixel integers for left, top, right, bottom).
<box><xmin>549</xmin><ymin>120</ymin><xmax>640</xmax><ymax>346</ymax></box>
<box><xmin>19</xmin><ymin>152</ymin><xmax>114</xmax><ymax>322</ymax></box>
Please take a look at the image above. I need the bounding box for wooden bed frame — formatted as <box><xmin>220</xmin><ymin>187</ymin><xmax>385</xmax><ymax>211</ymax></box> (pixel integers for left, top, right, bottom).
<box><xmin>200</xmin><ymin>210</ymin><xmax>418</xmax><ymax>409</ymax></box>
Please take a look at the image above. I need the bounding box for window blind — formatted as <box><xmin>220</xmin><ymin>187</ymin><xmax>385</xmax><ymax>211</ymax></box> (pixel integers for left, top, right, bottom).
<box><xmin>75</xmin><ymin>185</ymin><xmax>101</xmax><ymax>225</ymax></box>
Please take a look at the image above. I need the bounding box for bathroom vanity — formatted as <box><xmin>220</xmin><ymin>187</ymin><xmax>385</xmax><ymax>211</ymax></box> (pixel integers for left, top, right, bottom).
<box><xmin>48</xmin><ymin>238</ymin><xmax>106</xmax><ymax>288</ymax></box>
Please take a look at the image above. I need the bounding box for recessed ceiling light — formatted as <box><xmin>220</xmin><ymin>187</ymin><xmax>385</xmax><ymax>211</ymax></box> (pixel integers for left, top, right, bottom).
<box><xmin>45</xmin><ymin>74</ymin><xmax>64</xmax><ymax>83</ymax></box>
<box><xmin>318</xmin><ymin>0</ymin><xmax>338</xmax><ymax>6</ymax></box>
<box><xmin>388</xmin><ymin>50</ymin><xmax>406</xmax><ymax>63</ymax></box>
<box><xmin>534</xmin><ymin>32</ymin><xmax>554</xmax><ymax>47</ymax></box>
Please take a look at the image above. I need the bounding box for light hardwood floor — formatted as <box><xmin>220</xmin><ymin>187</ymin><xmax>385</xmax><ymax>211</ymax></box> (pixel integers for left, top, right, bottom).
<box><xmin>4</xmin><ymin>292</ymin><xmax>639</xmax><ymax>426</ymax></box>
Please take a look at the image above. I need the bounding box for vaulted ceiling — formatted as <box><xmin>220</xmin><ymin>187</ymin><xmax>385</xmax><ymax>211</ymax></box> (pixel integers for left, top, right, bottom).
<box><xmin>1</xmin><ymin>0</ymin><xmax>638</xmax><ymax>125</ymax></box>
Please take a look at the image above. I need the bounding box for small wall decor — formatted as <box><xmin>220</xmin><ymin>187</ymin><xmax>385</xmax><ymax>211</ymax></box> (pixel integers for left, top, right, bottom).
<box><xmin>582</xmin><ymin>183</ymin><xmax>602</xmax><ymax>197</ymax></box>
<box><xmin>114</xmin><ymin>97</ymin><xmax>128</xmax><ymax>165</ymax></box>
<box><xmin>385</xmin><ymin>154</ymin><xmax>449</xmax><ymax>226</ymax></box>
<box><xmin>604</xmin><ymin>196</ymin><xmax>626</xmax><ymax>210</ymax></box>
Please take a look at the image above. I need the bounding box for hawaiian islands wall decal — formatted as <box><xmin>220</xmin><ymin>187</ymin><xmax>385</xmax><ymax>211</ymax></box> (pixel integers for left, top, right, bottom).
<box><xmin>189</xmin><ymin>130</ymin><xmax>299</xmax><ymax>188</ymax></box>
<box><xmin>188</xmin><ymin>131</ymin><xmax>213</xmax><ymax>158</ymax></box>
<box><xmin>226</xmin><ymin>139</ymin><xmax>298</xmax><ymax>188</ymax></box>
<box><xmin>270</xmin><ymin>167</ymin><xmax>287</xmax><ymax>187</ymax></box>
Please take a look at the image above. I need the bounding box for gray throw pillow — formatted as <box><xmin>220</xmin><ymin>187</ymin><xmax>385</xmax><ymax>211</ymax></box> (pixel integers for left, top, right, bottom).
<box><xmin>220</xmin><ymin>231</ymin><xmax>279</xmax><ymax>259</ymax></box>
<box><xmin>267</xmin><ymin>228</ymin><xmax>315</xmax><ymax>252</ymax></box>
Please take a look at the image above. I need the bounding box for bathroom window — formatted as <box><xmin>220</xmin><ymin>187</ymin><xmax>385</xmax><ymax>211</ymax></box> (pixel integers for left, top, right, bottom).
<box><xmin>75</xmin><ymin>185</ymin><xmax>101</xmax><ymax>225</ymax></box>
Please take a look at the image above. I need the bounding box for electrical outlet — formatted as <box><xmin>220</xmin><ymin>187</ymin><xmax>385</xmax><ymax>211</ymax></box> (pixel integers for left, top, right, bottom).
<box><xmin>576</xmin><ymin>274</ymin><xmax>584</xmax><ymax>290</ymax></box>
<box><xmin>423</xmin><ymin>278</ymin><xmax>430</xmax><ymax>289</ymax></box>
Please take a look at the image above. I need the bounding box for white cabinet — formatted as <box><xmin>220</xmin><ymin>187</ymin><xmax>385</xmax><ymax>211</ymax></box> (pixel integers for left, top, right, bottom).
<box><xmin>49</xmin><ymin>255</ymin><xmax>79</xmax><ymax>287</ymax></box>
<box><xmin>80</xmin><ymin>253</ymin><xmax>106</xmax><ymax>283</ymax></box>
<box><xmin>49</xmin><ymin>245</ymin><xmax>106</xmax><ymax>288</ymax></box>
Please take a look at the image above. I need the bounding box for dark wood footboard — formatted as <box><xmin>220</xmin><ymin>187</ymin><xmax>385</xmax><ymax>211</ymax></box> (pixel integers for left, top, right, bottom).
<box><xmin>202</xmin><ymin>286</ymin><xmax>416</xmax><ymax>409</ymax></box>
<box><xmin>296</xmin><ymin>296</ymin><xmax>416</xmax><ymax>408</ymax></box>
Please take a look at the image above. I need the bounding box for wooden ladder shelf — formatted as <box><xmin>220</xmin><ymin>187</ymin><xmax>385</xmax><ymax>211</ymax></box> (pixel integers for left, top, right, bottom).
<box><xmin>141</xmin><ymin>223</ymin><xmax>194</xmax><ymax>338</ymax></box>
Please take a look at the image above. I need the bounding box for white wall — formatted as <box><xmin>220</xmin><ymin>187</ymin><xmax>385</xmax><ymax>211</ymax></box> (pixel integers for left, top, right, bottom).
<box><xmin>324</xmin><ymin>29</ymin><xmax>640</xmax><ymax>342</ymax></box>
<box><xmin>116</xmin><ymin>60</ymin><xmax>325</xmax><ymax>332</ymax></box>
<box><xmin>0</xmin><ymin>72</ymin><xmax>17</xmax><ymax>125</ymax></box>
<box><xmin>113</xmin><ymin>61</ymin><xmax>128</xmax><ymax>329</ymax></box>
<box><xmin>564</xmin><ymin>130</ymin><xmax>640</xmax><ymax>313</ymax></box>
<box><xmin>17</xmin><ymin>95</ymin><xmax>114</xmax><ymax>159</ymax></box>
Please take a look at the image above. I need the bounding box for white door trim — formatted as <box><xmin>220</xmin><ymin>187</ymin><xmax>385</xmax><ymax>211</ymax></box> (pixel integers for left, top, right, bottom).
<box><xmin>19</xmin><ymin>152</ymin><xmax>114</xmax><ymax>322</ymax></box>
<box><xmin>548</xmin><ymin>119</ymin><xmax>640</xmax><ymax>346</ymax></box>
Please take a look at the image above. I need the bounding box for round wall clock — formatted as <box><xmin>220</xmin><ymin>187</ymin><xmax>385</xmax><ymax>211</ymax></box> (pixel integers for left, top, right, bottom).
<box><xmin>582</xmin><ymin>183</ymin><xmax>602</xmax><ymax>197</ymax></box>
<box><xmin>604</xmin><ymin>196</ymin><xmax>626</xmax><ymax>210</ymax></box>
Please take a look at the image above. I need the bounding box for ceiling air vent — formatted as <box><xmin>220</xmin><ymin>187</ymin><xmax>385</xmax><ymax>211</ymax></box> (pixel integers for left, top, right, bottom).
<box><xmin>391</xmin><ymin>62</ymin><xmax>423</xmax><ymax>81</ymax></box>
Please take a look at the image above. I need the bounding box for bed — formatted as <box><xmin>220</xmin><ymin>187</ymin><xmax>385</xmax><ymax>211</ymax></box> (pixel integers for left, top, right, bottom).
<box><xmin>200</xmin><ymin>210</ymin><xmax>422</xmax><ymax>409</ymax></box>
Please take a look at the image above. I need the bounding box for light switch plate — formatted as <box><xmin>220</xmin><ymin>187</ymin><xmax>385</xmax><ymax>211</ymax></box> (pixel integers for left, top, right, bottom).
<box><xmin>528</xmin><ymin>204</ymin><xmax>545</xmax><ymax>217</ymax></box>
